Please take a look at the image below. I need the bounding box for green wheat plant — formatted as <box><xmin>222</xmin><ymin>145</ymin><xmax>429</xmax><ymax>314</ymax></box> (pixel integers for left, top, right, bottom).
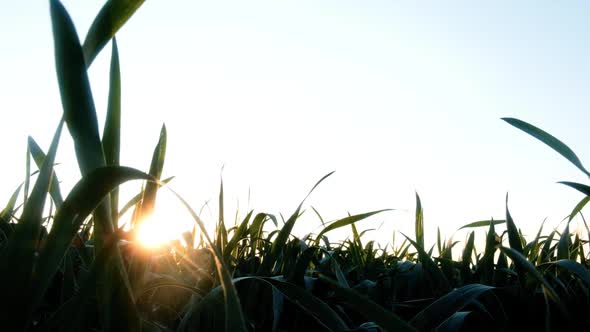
<box><xmin>0</xmin><ymin>1</ymin><xmax>589</xmax><ymax>331</ymax></box>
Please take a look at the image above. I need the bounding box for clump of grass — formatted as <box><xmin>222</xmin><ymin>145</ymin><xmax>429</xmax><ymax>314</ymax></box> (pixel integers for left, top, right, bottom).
<box><xmin>1</xmin><ymin>1</ymin><xmax>589</xmax><ymax>331</ymax></box>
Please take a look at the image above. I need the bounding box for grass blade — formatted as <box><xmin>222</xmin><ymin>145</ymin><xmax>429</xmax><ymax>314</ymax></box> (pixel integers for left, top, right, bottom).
<box><xmin>478</xmin><ymin>219</ymin><xmax>498</xmax><ymax>284</ymax></box>
<box><xmin>311</xmin><ymin>206</ymin><xmax>326</xmax><ymax>227</ymax></box>
<box><xmin>0</xmin><ymin>121</ymin><xmax>63</xmax><ymax>328</ymax></box>
<box><xmin>40</xmin><ymin>230</ymin><xmax>126</xmax><ymax>331</ymax></box>
<box><xmin>102</xmin><ymin>38</ymin><xmax>122</xmax><ymax>225</ymax></box>
<box><xmin>136</xmin><ymin>124</ymin><xmax>167</xmax><ymax>222</ymax></box>
<box><xmin>319</xmin><ymin>248</ymin><xmax>350</xmax><ymax>288</ymax></box>
<box><xmin>258</xmin><ymin>171</ymin><xmax>334</xmax><ymax>275</ymax></box>
<box><xmin>526</xmin><ymin>220</ymin><xmax>545</xmax><ymax>262</ymax></box>
<box><xmin>83</xmin><ymin>0</ymin><xmax>146</xmax><ymax>66</ymax></box>
<box><xmin>314</xmin><ymin>209</ymin><xmax>391</xmax><ymax>246</ymax></box>
<box><xmin>257</xmin><ymin>277</ymin><xmax>349</xmax><ymax>331</ymax></box>
<box><xmin>557</xmin><ymin>223</ymin><xmax>570</xmax><ymax>260</ymax></box>
<box><xmin>460</xmin><ymin>231</ymin><xmax>475</xmax><ymax>283</ymax></box>
<box><xmin>27</xmin><ymin>136</ymin><xmax>64</xmax><ymax>207</ymax></box>
<box><xmin>505</xmin><ymin>196</ymin><xmax>523</xmax><ymax>254</ymax></box>
<box><xmin>560</xmin><ymin>181</ymin><xmax>590</xmax><ymax>196</ymax></box>
<box><xmin>435</xmin><ymin>311</ymin><xmax>471</xmax><ymax>332</ymax></box>
<box><xmin>539</xmin><ymin>230</ymin><xmax>556</xmax><ymax>263</ymax></box>
<box><xmin>552</xmin><ymin>259</ymin><xmax>590</xmax><ymax>288</ymax></box>
<box><xmin>223</xmin><ymin>210</ymin><xmax>253</xmax><ymax>266</ymax></box>
<box><xmin>52</xmin><ymin>0</ymin><xmax>106</xmax><ymax>176</ymax></box>
<box><xmin>568</xmin><ymin>196</ymin><xmax>590</xmax><ymax>222</ymax></box>
<box><xmin>50</xmin><ymin>2</ymin><xmax>140</xmax><ymax>329</ymax></box>
<box><xmin>437</xmin><ymin>227</ymin><xmax>442</xmax><ymax>256</ymax></box>
<box><xmin>217</xmin><ymin>177</ymin><xmax>227</xmax><ymax>255</ymax></box>
<box><xmin>24</xmin><ymin>142</ymin><xmax>31</xmax><ymax>206</ymax></box>
<box><xmin>499</xmin><ymin>247</ymin><xmax>569</xmax><ymax>318</ymax></box>
<box><xmin>117</xmin><ymin>176</ymin><xmax>174</xmax><ymax>218</ymax></box>
<box><xmin>409</xmin><ymin>284</ymin><xmax>494</xmax><ymax>331</ymax></box>
<box><xmin>505</xmin><ymin>195</ymin><xmax>526</xmax><ymax>286</ymax></box>
<box><xmin>401</xmin><ymin>233</ymin><xmax>451</xmax><ymax>296</ymax></box>
<box><xmin>502</xmin><ymin>117</ymin><xmax>590</xmax><ymax>176</ymax></box>
<box><xmin>31</xmin><ymin>166</ymin><xmax>152</xmax><ymax>320</ymax></box>
<box><xmin>320</xmin><ymin>275</ymin><xmax>418</xmax><ymax>332</ymax></box>
<box><xmin>167</xmin><ymin>188</ymin><xmax>248</xmax><ymax>331</ymax></box>
<box><xmin>415</xmin><ymin>192</ymin><xmax>424</xmax><ymax>250</ymax></box>
<box><xmin>502</xmin><ymin>247</ymin><xmax>577</xmax><ymax>329</ymax></box>
<box><xmin>181</xmin><ymin>276</ymin><xmax>348</xmax><ymax>332</ymax></box>
<box><xmin>458</xmin><ymin>219</ymin><xmax>506</xmax><ymax>230</ymax></box>
<box><xmin>0</xmin><ymin>184</ymin><xmax>23</xmax><ymax>222</ymax></box>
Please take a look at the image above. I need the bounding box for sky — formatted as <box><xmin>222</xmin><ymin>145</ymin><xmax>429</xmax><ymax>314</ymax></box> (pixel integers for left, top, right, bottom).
<box><xmin>1</xmin><ymin>1</ymin><xmax>590</xmax><ymax>248</ymax></box>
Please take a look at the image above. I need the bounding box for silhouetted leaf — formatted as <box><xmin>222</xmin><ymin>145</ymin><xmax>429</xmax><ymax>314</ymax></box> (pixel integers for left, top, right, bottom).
<box><xmin>102</xmin><ymin>39</ymin><xmax>121</xmax><ymax>224</ymax></box>
<box><xmin>502</xmin><ymin>117</ymin><xmax>590</xmax><ymax>176</ymax></box>
<box><xmin>27</xmin><ymin>136</ymin><xmax>64</xmax><ymax>207</ymax></box>
<box><xmin>459</xmin><ymin>219</ymin><xmax>506</xmax><ymax>230</ymax></box>
<box><xmin>415</xmin><ymin>192</ymin><xmax>424</xmax><ymax>250</ymax></box>
<box><xmin>0</xmin><ymin>121</ymin><xmax>63</xmax><ymax>329</ymax></box>
<box><xmin>410</xmin><ymin>284</ymin><xmax>494</xmax><ymax>331</ymax></box>
<box><xmin>83</xmin><ymin>0</ymin><xmax>146</xmax><ymax>66</ymax></box>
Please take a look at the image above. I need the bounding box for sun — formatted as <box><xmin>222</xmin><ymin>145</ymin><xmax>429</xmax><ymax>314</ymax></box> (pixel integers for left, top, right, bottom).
<box><xmin>134</xmin><ymin>198</ymin><xmax>194</xmax><ymax>248</ymax></box>
<box><xmin>135</xmin><ymin>216</ymin><xmax>172</xmax><ymax>248</ymax></box>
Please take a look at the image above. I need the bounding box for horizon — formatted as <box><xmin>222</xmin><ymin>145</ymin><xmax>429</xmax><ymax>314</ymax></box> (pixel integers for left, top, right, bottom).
<box><xmin>2</xmin><ymin>1</ymin><xmax>590</xmax><ymax>247</ymax></box>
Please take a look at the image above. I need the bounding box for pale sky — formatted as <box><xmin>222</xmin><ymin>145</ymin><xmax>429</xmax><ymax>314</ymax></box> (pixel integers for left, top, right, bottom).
<box><xmin>1</xmin><ymin>1</ymin><xmax>590</xmax><ymax>247</ymax></box>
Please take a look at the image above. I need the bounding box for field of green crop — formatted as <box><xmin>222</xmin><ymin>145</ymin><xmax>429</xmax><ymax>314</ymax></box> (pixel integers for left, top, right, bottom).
<box><xmin>2</xmin><ymin>1</ymin><xmax>590</xmax><ymax>331</ymax></box>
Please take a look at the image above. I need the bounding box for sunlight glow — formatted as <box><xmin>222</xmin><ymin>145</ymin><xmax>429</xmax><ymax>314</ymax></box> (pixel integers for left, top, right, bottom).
<box><xmin>135</xmin><ymin>206</ymin><xmax>191</xmax><ymax>248</ymax></box>
<box><xmin>136</xmin><ymin>216</ymin><xmax>169</xmax><ymax>248</ymax></box>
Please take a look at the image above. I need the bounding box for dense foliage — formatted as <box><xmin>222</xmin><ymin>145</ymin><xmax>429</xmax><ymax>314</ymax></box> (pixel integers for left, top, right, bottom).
<box><xmin>1</xmin><ymin>1</ymin><xmax>589</xmax><ymax>331</ymax></box>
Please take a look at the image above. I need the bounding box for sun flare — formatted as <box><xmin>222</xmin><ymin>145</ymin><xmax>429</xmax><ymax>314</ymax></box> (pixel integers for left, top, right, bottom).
<box><xmin>134</xmin><ymin>201</ymin><xmax>193</xmax><ymax>248</ymax></box>
<box><xmin>136</xmin><ymin>217</ymin><xmax>172</xmax><ymax>248</ymax></box>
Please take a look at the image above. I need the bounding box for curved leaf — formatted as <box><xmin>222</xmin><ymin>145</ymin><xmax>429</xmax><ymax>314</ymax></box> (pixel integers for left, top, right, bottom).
<box><xmin>39</xmin><ymin>230</ymin><xmax>126</xmax><ymax>331</ymax></box>
<box><xmin>137</xmin><ymin>124</ymin><xmax>167</xmax><ymax>222</ymax></box>
<box><xmin>259</xmin><ymin>277</ymin><xmax>349</xmax><ymax>331</ymax></box>
<box><xmin>0</xmin><ymin>121</ymin><xmax>63</xmax><ymax>329</ymax></box>
<box><xmin>525</xmin><ymin>220</ymin><xmax>545</xmax><ymax>261</ymax></box>
<box><xmin>321</xmin><ymin>276</ymin><xmax>417</xmax><ymax>332</ymax></box>
<box><xmin>459</xmin><ymin>219</ymin><xmax>506</xmax><ymax>230</ymax></box>
<box><xmin>314</xmin><ymin>209</ymin><xmax>391</xmax><ymax>246</ymax></box>
<box><xmin>505</xmin><ymin>196</ymin><xmax>522</xmax><ymax>254</ymax></box>
<box><xmin>401</xmin><ymin>233</ymin><xmax>451</xmax><ymax>295</ymax></box>
<box><xmin>502</xmin><ymin>117</ymin><xmax>590</xmax><ymax>176</ymax></box>
<box><xmin>0</xmin><ymin>184</ymin><xmax>23</xmax><ymax>222</ymax></box>
<box><xmin>31</xmin><ymin>166</ymin><xmax>153</xmax><ymax>320</ymax></box>
<box><xmin>117</xmin><ymin>176</ymin><xmax>174</xmax><ymax>218</ymax></box>
<box><xmin>259</xmin><ymin>171</ymin><xmax>334</xmax><ymax>275</ymax></box>
<box><xmin>167</xmin><ymin>188</ymin><xmax>248</xmax><ymax>332</ymax></box>
<box><xmin>498</xmin><ymin>247</ymin><xmax>568</xmax><ymax>318</ymax></box>
<box><xmin>223</xmin><ymin>210</ymin><xmax>254</xmax><ymax>266</ymax></box>
<box><xmin>83</xmin><ymin>0</ymin><xmax>146</xmax><ymax>66</ymax></box>
<box><xmin>557</xmin><ymin>223</ymin><xmax>570</xmax><ymax>260</ymax></box>
<box><xmin>435</xmin><ymin>311</ymin><xmax>471</xmax><ymax>332</ymax></box>
<box><xmin>539</xmin><ymin>230</ymin><xmax>556</xmax><ymax>263</ymax></box>
<box><xmin>410</xmin><ymin>284</ymin><xmax>493</xmax><ymax>331</ymax></box>
<box><xmin>51</xmin><ymin>0</ymin><xmax>105</xmax><ymax>175</ymax></box>
<box><xmin>180</xmin><ymin>276</ymin><xmax>349</xmax><ymax>332</ymax></box>
<box><xmin>137</xmin><ymin>282</ymin><xmax>206</xmax><ymax>300</ymax></box>
<box><xmin>27</xmin><ymin>136</ymin><xmax>64</xmax><ymax>207</ymax></box>
<box><xmin>560</xmin><ymin>181</ymin><xmax>590</xmax><ymax>196</ymax></box>
<box><xmin>568</xmin><ymin>195</ymin><xmax>590</xmax><ymax>222</ymax></box>
<box><xmin>50</xmin><ymin>4</ymin><xmax>139</xmax><ymax>327</ymax></box>
<box><xmin>460</xmin><ymin>231</ymin><xmax>475</xmax><ymax>282</ymax></box>
<box><xmin>552</xmin><ymin>259</ymin><xmax>590</xmax><ymax>288</ymax></box>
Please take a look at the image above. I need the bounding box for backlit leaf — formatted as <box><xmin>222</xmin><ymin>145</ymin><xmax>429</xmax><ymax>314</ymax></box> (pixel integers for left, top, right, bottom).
<box><xmin>502</xmin><ymin>117</ymin><xmax>590</xmax><ymax>176</ymax></box>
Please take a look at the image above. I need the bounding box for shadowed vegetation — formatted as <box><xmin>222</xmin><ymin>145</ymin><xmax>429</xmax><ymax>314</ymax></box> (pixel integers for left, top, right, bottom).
<box><xmin>1</xmin><ymin>1</ymin><xmax>589</xmax><ymax>331</ymax></box>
